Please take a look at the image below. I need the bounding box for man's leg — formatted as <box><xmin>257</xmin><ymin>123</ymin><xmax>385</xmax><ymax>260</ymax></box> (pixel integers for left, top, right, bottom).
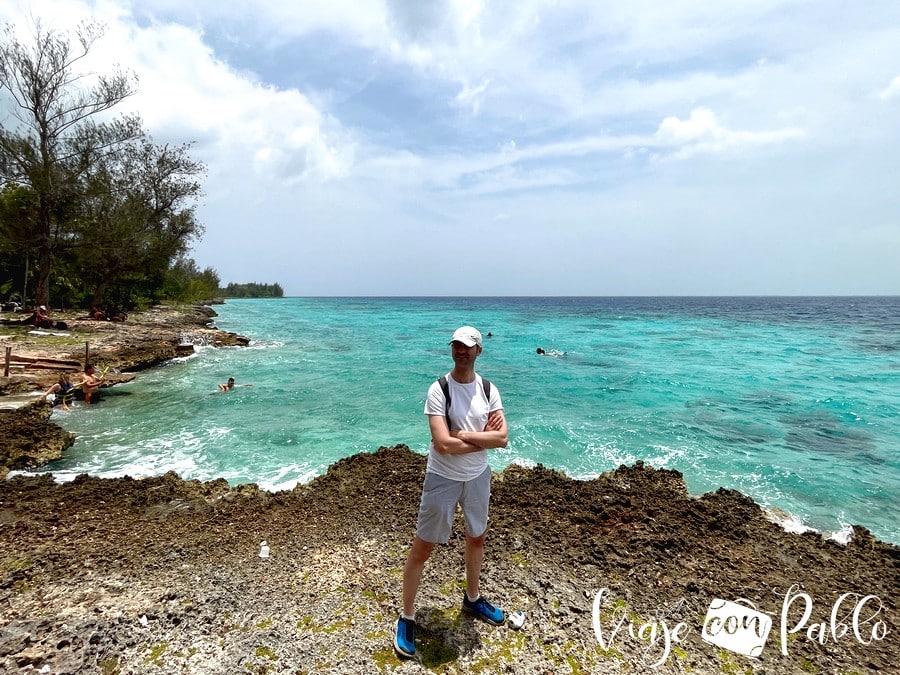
<box><xmin>459</xmin><ymin>468</ymin><xmax>505</xmax><ymax>625</ymax></box>
<box><xmin>396</xmin><ymin>536</ymin><xmax>434</xmax><ymax>658</ymax></box>
<box><xmin>464</xmin><ymin>531</ymin><xmax>486</xmax><ymax>601</ymax></box>
<box><xmin>395</xmin><ymin>472</ymin><xmax>460</xmax><ymax>657</ymax></box>
<box><xmin>460</xmin><ymin>467</ymin><xmax>491</xmax><ymax>601</ymax></box>
<box><xmin>404</xmin><ymin>471</ymin><xmax>460</xmax><ymax>615</ymax></box>
<box><xmin>402</xmin><ymin>535</ymin><xmax>434</xmax><ymax>617</ymax></box>
<box><xmin>461</xmin><ymin>529</ymin><xmax>505</xmax><ymax>625</ymax></box>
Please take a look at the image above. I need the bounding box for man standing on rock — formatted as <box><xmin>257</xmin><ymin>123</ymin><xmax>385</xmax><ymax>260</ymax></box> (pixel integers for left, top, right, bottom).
<box><xmin>394</xmin><ymin>326</ymin><xmax>509</xmax><ymax>659</ymax></box>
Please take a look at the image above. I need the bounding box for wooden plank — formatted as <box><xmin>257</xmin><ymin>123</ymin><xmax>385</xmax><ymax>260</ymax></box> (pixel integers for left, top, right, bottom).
<box><xmin>9</xmin><ymin>355</ymin><xmax>81</xmax><ymax>367</ymax></box>
<box><xmin>26</xmin><ymin>362</ymin><xmax>81</xmax><ymax>371</ymax></box>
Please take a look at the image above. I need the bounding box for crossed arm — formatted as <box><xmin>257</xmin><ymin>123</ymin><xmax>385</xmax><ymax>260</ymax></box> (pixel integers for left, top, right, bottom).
<box><xmin>429</xmin><ymin>409</ymin><xmax>508</xmax><ymax>455</ymax></box>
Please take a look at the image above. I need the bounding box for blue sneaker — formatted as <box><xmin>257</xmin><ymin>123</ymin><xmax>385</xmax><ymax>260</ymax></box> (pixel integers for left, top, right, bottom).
<box><xmin>462</xmin><ymin>594</ymin><xmax>506</xmax><ymax>626</ymax></box>
<box><xmin>394</xmin><ymin>616</ymin><xmax>416</xmax><ymax>658</ymax></box>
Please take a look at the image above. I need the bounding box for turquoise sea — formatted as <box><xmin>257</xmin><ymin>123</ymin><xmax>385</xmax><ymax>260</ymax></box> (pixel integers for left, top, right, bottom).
<box><xmin>22</xmin><ymin>297</ymin><xmax>900</xmax><ymax>545</ymax></box>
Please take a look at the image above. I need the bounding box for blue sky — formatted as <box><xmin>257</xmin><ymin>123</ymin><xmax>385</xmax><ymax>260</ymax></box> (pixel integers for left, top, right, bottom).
<box><xmin>3</xmin><ymin>0</ymin><xmax>899</xmax><ymax>295</ymax></box>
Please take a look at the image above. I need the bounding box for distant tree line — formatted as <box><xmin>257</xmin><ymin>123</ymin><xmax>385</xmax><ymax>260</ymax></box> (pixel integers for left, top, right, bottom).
<box><xmin>221</xmin><ymin>282</ymin><xmax>284</xmax><ymax>298</ymax></box>
<box><xmin>0</xmin><ymin>19</ymin><xmax>220</xmax><ymax>311</ymax></box>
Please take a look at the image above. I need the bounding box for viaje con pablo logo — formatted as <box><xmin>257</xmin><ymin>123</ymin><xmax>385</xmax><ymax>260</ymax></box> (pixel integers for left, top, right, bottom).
<box><xmin>591</xmin><ymin>584</ymin><xmax>889</xmax><ymax>668</ymax></box>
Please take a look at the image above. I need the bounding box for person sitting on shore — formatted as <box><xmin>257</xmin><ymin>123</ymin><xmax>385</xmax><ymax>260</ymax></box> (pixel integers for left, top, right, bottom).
<box><xmin>107</xmin><ymin>306</ymin><xmax>127</xmax><ymax>322</ymax></box>
<box><xmin>44</xmin><ymin>373</ymin><xmax>76</xmax><ymax>409</ymax></box>
<box><xmin>25</xmin><ymin>305</ymin><xmax>54</xmax><ymax>329</ymax></box>
<box><xmin>81</xmin><ymin>365</ymin><xmax>103</xmax><ymax>403</ymax></box>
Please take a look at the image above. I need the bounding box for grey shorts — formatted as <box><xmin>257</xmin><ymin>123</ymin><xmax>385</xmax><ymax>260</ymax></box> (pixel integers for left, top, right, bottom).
<box><xmin>416</xmin><ymin>466</ymin><xmax>491</xmax><ymax>544</ymax></box>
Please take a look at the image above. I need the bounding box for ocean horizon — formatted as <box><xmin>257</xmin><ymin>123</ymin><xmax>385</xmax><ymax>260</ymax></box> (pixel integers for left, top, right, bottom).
<box><xmin>19</xmin><ymin>296</ymin><xmax>900</xmax><ymax>545</ymax></box>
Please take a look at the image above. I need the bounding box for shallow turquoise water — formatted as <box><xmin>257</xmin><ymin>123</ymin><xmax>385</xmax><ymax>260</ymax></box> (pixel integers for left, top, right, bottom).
<box><xmin>26</xmin><ymin>297</ymin><xmax>900</xmax><ymax>544</ymax></box>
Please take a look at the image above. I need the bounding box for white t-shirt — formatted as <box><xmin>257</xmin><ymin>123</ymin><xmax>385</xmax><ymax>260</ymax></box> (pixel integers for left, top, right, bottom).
<box><xmin>424</xmin><ymin>372</ymin><xmax>503</xmax><ymax>481</ymax></box>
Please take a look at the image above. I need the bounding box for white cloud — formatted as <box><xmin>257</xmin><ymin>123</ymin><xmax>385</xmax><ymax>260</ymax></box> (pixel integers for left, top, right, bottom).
<box><xmin>1</xmin><ymin>0</ymin><xmax>898</xmax><ymax>294</ymax></box>
<box><xmin>657</xmin><ymin>107</ymin><xmax>720</xmax><ymax>142</ymax></box>
<box><xmin>653</xmin><ymin>107</ymin><xmax>803</xmax><ymax>160</ymax></box>
<box><xmin>877</xmin><ymin>75</ymin><xmax>900</xmax><ymax>100</ymax></box>
<box><xmin>454</xmin><ymin>78</ymin><xmax>491</xmax><ymax>115</ymax></box>
<box><xmin>1</xmin><ymin>0</ymin><xmax>355</xmax><ymax>186</ymax></box>
<box><xmin>127</xmin><ymin>22</ymin><xmax>354</xmax><ymax>184</ymax></box>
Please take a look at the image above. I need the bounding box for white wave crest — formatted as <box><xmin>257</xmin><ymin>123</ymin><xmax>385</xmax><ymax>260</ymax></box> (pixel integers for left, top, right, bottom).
<box><xmin>765</xmin><ymin>507</ymin><xmax>817</xmax><ymax>535</ymax></box>
<box><xmin>827</xmin><ymin>523</ymin><xmax>855</xmax><ymax>545</ymax></box>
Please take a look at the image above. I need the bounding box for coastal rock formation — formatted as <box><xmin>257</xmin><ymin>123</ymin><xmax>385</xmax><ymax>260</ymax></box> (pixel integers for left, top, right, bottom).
<box><xmin>0</xmin><ymin>304</ymin><xmax>249</xmax><ymax>392</ymax></box>
<box><xmin>0</xmin><ymin>400</ymin><xmax>75</xmax><ymax>479</ymax></box>
<box><xmin>0</xmin><ymin>304</ymin><xmax>250</xmax><ymax>478</ymax></box>
<box><xmin>0</xmin><ymin>446</ymin><xmax>896</xmax><ymax>674</ymax></box>
<box><xmin>32</xmin><ymin>304</ymin><xmax>250</xmax><ymax>375</ymax></box>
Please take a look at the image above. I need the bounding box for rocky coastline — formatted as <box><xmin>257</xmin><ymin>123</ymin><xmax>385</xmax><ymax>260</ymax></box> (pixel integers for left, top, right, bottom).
<box><xmin>0</xmin><ymin>304</ymin><xmax>249</xmax><ymax>478</ymax></box>
<box><xmin>0</xmin><ymin>307</ymin><xmax>897</xmax><ymax>674</ymax></box>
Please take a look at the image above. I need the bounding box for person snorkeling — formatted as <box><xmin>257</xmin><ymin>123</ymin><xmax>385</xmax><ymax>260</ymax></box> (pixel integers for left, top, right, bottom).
<box><xmin>536</xmin><ymin>347</ymin><xmax>566</xmax><ymax>357</ymax></box>
<box><xmin>218</xmin><ymin>377</ymin><xmax>252</xmax><ymax>392</ymax></box>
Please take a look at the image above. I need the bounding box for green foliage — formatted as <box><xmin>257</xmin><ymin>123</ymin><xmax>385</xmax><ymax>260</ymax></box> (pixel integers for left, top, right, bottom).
<box><xmin>0</xmin><ymin>19</ymin><xmax>142</xmax><ymax>307</ymax></box>
<box><xmin>0</xmin><ymin>185</ymin><xmax>36</xmax><ymax>254</ymax></box>
<box><xmin>0</xmin><ymin>18</ymin><xmax>213</xmax><ymax>311</ymax></box>
<box><xmin>0</xmin><ymin>17</ymin><xmax>282</xmax><ymax>311</ymax></box>
<box><xmin>163</xmin><ymin>257</ymin><xmax>221</xmax><ymax>303</ymax></box>
<box><xmin>0</xmin><ymin>184</ymin><xmax>35</xmax><ymax>302</ymax></box>
<box><xmin>221</xmin><ymin>282</ymin><xmax>284</xmax><ymax>298</ymax></box>
<box><xmin>73</xmin><ymin>135</ymin><xmax>206</xmax><ymax>308</ymax></box>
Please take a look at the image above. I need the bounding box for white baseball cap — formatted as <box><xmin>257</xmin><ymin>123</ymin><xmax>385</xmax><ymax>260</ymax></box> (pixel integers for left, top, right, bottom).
<box><xmin>449</xmin><ymin>326</ymin><xmax>482</xmax><ymax>347</ymax></box>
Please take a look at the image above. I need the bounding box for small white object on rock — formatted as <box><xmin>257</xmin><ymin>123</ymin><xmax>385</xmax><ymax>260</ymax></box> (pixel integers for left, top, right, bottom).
<box><xmin>508</xmin><ymin>610</ymin><xmax>526</xmax><ymax>630</ymax></box>
<box><xmin>139</xmin><ymin>615</ymin><xmax>149</xmax><ymax>627</ymax></box>
<box><xmin>259</xmin><ymin>541</ymin><xmax>270</xmax><ymax>558</ymax></box>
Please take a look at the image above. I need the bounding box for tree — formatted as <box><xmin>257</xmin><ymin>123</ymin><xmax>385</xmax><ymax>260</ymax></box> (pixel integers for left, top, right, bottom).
<box><xmin>0</xmin><ymin>183</ymin><xmax>36</xmax><ymax>300</ymax></box>
<box><xmin>74</xmin><ymin>136</ymin><xmax>206</xmax><ymax>308</ymax></box>
<box><xmin>163</xmin><ymin>256</ymin><xmax>221</xmax><ymax>303</ymax></box>
<box><xmin>223</xmin><ymin>281</ymin><xmax>285</xmax><ymax>298</ymax></box>
<box><xmin>0</xmin><ymin>19</ymin><xmax>141</xmax><ymax>307</ymax></box>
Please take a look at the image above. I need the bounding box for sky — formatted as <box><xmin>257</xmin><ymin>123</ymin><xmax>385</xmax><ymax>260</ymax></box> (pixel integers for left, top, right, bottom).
<box><xmin>1</xmin><ymin>1</ymin><xmax>899</xmax><ymax>296</ymax></box>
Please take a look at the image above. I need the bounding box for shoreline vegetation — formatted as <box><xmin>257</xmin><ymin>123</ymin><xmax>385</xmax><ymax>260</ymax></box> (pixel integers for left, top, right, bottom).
<box><xmin>0</xmin><ymin>305</ymin><xmax>897</xmax><ymax>673</ymax></box>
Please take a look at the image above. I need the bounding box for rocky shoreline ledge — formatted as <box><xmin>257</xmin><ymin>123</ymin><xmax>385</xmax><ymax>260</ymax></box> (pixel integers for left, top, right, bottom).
<box><xmin>0</xmin><ymin>304</ymin><xmax>249</xmax><ymax>478</ymax></box>
<box><xmin>0</xmin><ymin>447</ymin><xmax>897</xmax><ymax>674</ymax></box>
<box><xmin>0</xmin><ymin>308</ymin><xmax>897</xmax><ymax>673</ymax></box>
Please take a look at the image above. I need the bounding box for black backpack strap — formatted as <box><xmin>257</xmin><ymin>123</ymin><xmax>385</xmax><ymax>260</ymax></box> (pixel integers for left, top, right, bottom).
<box><xmin>438</xmin><ymin>376</ymin><xmax>451</xmax><ymax>429</ymax></box>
